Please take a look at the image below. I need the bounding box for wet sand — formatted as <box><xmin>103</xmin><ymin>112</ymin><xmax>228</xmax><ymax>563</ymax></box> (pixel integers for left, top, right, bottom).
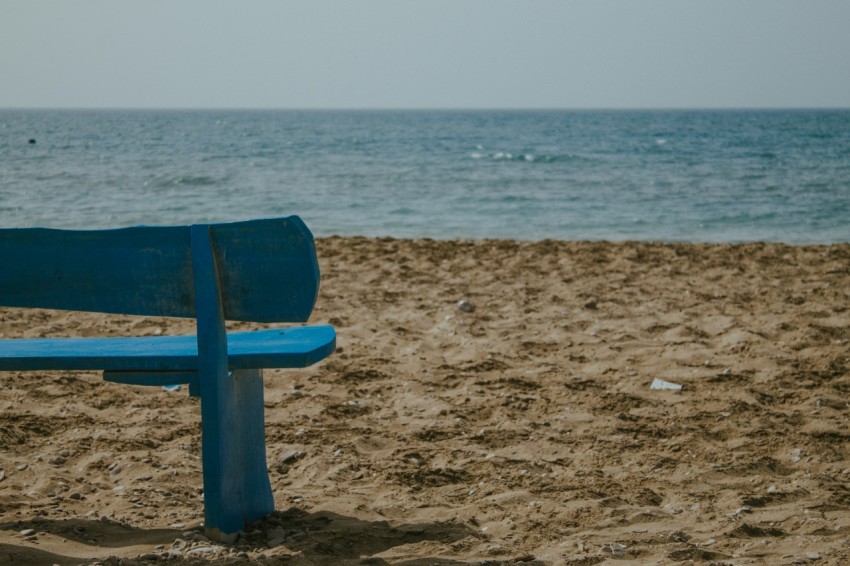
<box><xmin>1</xmin><ymin>237</ymin><xmax>849</xmax><ymax>565</ymax></box>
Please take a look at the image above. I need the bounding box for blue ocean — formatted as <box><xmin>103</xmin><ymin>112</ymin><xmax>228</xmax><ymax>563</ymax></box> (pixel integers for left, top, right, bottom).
<box><xmin>1</xmin><ymin>109</ymin><xmax>848</xmax><ymax>243</ymax></box>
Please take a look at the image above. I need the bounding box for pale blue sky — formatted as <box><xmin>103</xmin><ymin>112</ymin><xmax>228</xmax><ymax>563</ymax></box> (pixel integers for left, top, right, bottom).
<box><xmin>2</xmin><ymin>0</ymin><xmax>849</xmax><ymax>109</ymax></box>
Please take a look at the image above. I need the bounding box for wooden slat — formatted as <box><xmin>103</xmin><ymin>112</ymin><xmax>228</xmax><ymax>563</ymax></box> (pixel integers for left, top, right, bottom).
<box><xmin>211</xmin><ymin>216</ymin><xmax>320</xmax><ymax>322</ymax></box>
<box><xmin>0</xmin><ymin>225</ymin><xmax>195</xmax><ymax>318</ymax></box>
<box><xmin>0</xmin><ymin>216</ymin><xmax>320</xmax><ymax>323</ymax></box>
<box><xmin>0</xmin><ymin>326</ymin><xmax>336</xmax><ymax>372</ymax></box>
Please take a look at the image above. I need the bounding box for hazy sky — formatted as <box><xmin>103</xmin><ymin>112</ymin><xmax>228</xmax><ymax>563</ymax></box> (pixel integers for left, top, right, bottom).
<box><xmin>2</xmin><ymin>0</ymin><xmax>849</xmax><ymax>109</ymax></box>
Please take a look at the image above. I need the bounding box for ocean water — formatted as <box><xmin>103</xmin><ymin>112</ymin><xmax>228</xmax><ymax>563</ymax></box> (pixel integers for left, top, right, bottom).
<box><xmin>1</xmin><ymin>109</ymin><xmax>848</xmax><ymax>243</ymax></box>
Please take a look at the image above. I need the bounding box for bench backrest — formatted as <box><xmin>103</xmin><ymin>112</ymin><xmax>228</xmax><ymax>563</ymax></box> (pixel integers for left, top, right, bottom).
<box><xmin>0</xmin><ymin>216</ymin><xmax>319</xmax><ymax>323</ymax></box>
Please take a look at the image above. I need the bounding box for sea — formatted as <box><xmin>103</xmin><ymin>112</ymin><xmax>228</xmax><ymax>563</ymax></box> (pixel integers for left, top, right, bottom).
<box><xmin>1</xmin><ymin>109</ymin><xmax>848</xmax><ymax>243</ymax></box>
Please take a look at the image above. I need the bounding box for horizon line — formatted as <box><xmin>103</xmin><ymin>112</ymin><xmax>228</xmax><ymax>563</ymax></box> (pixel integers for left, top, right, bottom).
<box><xmin>2</xmin><ymin>105</ymin><xmax>850</xmax><ymax>112</ymax></box>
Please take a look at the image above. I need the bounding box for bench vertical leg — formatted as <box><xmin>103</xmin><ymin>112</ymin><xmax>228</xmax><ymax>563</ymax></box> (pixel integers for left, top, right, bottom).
<box><xmin>191</xmin><ymin>225</ymin><xmax>274</xmax><ymax>538</ymax></box>
<box><xmin>201</xmin><ymin>368</ymin><xmax>274</xmax><ymax>539</ymax></box>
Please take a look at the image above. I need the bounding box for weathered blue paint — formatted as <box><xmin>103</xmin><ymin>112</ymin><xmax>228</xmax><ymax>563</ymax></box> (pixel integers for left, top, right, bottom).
<box><xmin>191</xmin><ymin>224</ymin><xmax>276</xmax><ymax>536</ymax></box>
<box><xmin>0</xmin><ymin>326</ymin><xmax>336</xmax><ymax>372</ymax></box>
<box><xmin>0</xmin><ymin>225</ymin><xmax>195</xmax><ymax>317</ymax></box>
<box><xmin>0</xmin><ymin>216</ymin><xmax>320</xmax><ymax>322</ymax></box>
<box><xmin>210</xmin><ymin>216</ymin><xmax>320</xmax><ymax>323</ymax></box>
<box><xmin>0</xmin><ymin>216</ymin><xmax>335</xmax><ymax>537</ymax></box>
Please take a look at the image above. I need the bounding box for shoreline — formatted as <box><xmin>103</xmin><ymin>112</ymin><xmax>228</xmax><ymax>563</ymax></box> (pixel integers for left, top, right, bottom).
<box><xmin>2</xmin><ymin>238</ymin><xmax>849</xmax><ymax>564</ymax></box>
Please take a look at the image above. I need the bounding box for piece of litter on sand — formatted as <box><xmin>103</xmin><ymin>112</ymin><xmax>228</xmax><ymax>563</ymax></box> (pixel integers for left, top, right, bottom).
<box><xmin>600</xmin><ymin>543</ymin><xmax>627</xmax><ymax>557</ymax></box>
<box><xmin>457</xmin><ymin>299</ymin><xmax>476</xmax><ymax>313</ymax></box>
<box><xmin>650</xmin><ymin>378</ymin><xmax>683</xmax><ymax>391</ymax></box>
<box><xmin>162</xmin><ymin>384</ymin><xmax>182</xmax><ymax>392</ymax></box>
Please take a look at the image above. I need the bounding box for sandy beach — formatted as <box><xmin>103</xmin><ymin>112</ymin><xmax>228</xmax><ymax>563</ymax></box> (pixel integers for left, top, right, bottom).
<box><xmin>1</xmin><ymin>237</ymin><xmax>849</xmax><ymax>565</ymax></box>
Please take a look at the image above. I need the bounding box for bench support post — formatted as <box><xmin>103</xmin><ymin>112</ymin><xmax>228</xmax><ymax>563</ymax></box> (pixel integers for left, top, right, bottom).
<box><xmin>201</xmin><ymin>368</ymin><xmax>274</xmax><ymax>540</ymax></box>
<box><xmin>191</xmin><ymin>225</ymin><xmax>274</xmax><ymax>537</ymax></box>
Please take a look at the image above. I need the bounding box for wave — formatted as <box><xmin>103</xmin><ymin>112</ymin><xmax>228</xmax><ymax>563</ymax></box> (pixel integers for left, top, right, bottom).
<box><xmin>156</xmin><ymin>175</ymin><xmax>219</xmax><ymax>187</ymax></box>
<box><xmin>468</xmin><ymin>151</ymin><xmax>591</xmax><ymax>164</ymax></box>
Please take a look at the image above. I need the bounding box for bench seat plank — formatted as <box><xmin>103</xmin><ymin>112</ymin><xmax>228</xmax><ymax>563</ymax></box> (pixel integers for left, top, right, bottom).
<box><xmin>0</xmin><ymin>325</ymin><xmax>335</xmax><ymax>372</ymax></box>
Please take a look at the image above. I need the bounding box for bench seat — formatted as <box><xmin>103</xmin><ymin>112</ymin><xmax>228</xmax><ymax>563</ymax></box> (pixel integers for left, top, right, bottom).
<box><xmin>0</xmin><ymin>324</ymin><xmax>335</xmax><ymax>372</ymax></box>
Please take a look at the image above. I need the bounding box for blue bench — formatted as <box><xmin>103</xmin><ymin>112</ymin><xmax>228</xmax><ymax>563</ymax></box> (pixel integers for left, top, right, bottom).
<box><xmin>0</xmin><ymin>216</ymin><xmax>335</xmax><ymax>537</ymax></box>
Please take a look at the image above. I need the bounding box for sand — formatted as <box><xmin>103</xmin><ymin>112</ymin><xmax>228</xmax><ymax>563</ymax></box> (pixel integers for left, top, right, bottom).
<box><xmin>1</xmin><ymin>237</ymin><xmax>849</xmax><ymax>565</ymax></box>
